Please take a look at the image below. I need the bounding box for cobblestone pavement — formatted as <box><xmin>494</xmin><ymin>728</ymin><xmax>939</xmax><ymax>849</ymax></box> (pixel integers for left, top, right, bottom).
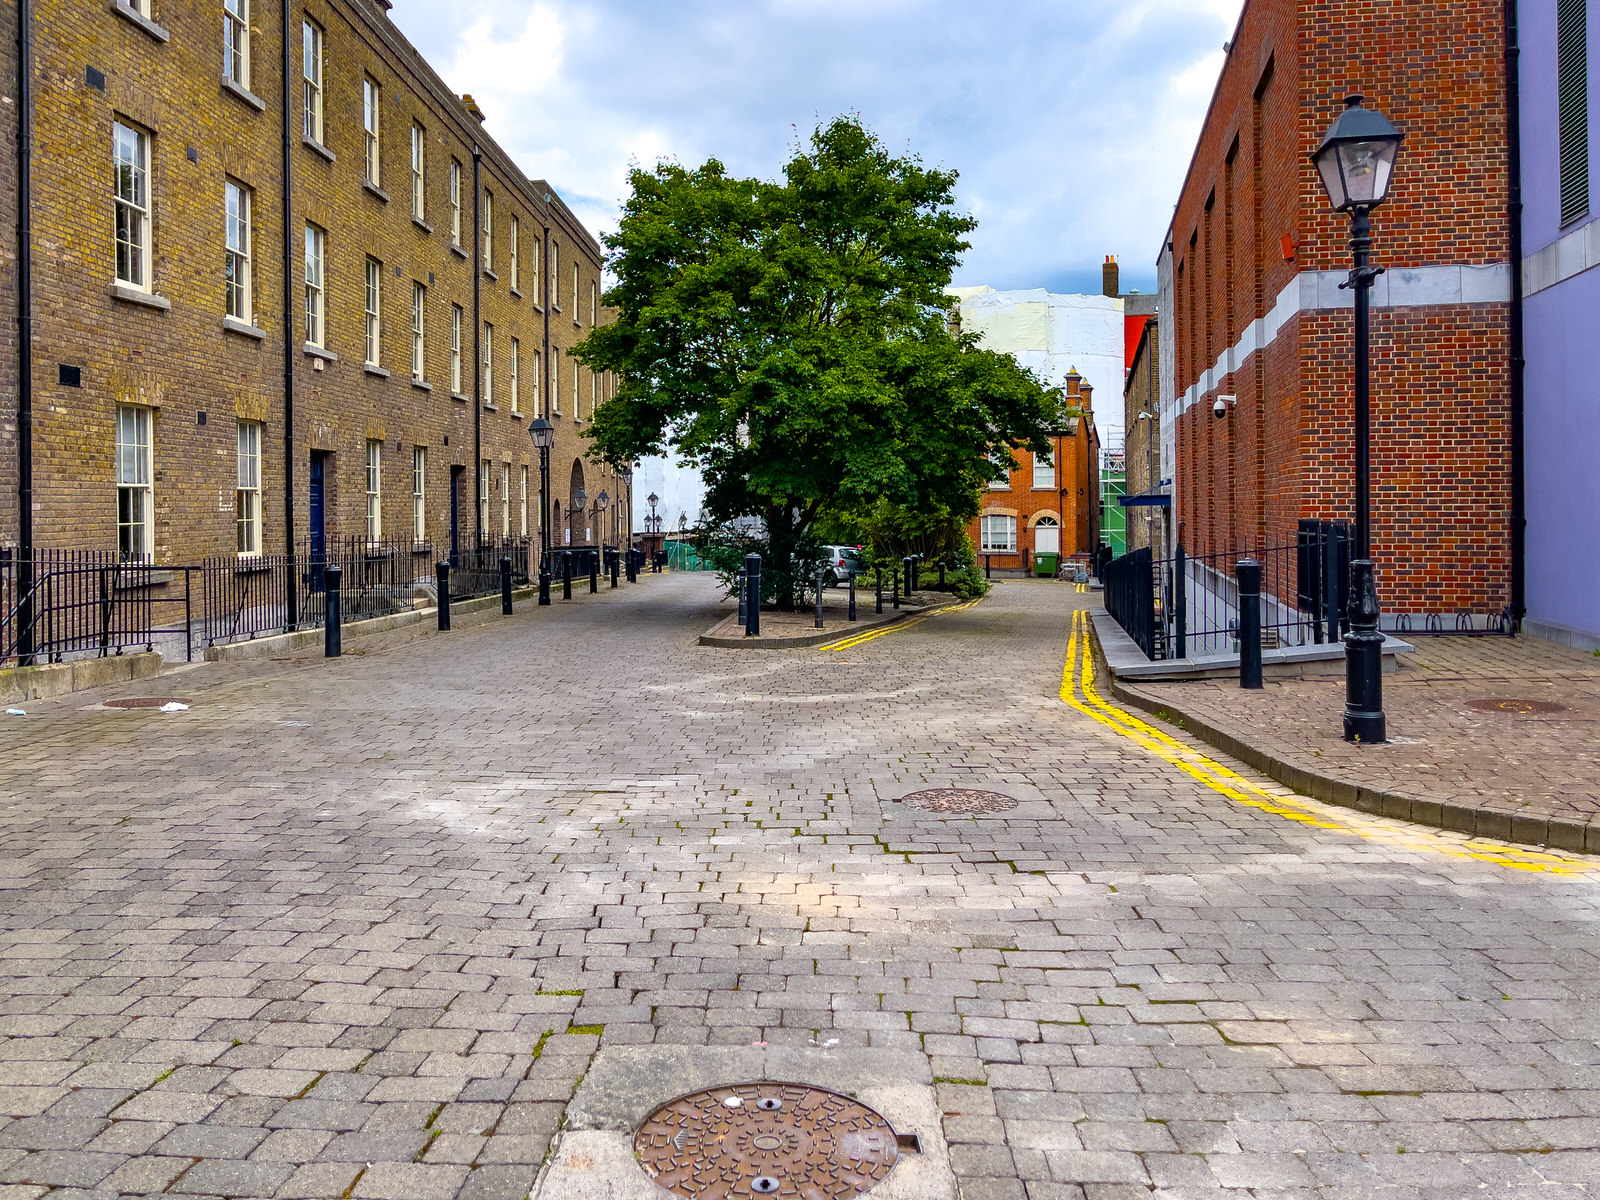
<box><xmin>1121</xmin><ymin>633</ymin><xmax>1600</xmax><ymax>839</ymax></box>
<box><xmin>3</xmin><ymin>575</ymin><xmax>1600</xmax><ymax>1200</ymax></box>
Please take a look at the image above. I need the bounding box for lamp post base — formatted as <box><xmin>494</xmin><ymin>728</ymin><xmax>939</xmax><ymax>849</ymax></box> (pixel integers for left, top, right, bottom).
<box><xmin>1342</xmin><ymin>558</ymin><xmax>1387</xmax><ymax>744</ymax></box>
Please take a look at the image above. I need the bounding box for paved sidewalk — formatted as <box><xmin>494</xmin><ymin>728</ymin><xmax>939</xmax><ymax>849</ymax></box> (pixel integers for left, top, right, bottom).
<box><xmin>2</xmin><ymin>576</ymin><xmax>1600</xmax><ymax>1200</ymax></box>
<box><xmin>1110</xmin><ymin>628</ymin><xmax>1600</xmax><ymax>850</ymax></box>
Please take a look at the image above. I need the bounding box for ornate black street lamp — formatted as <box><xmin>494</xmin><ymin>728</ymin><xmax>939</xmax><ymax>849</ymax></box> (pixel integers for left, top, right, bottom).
<box><xmin>529</xmin><ymin>417</ymin><xmax>555</xmax><ymax>572</ymax></box>
<box><xmin>1311</xmin><ymin>94</ymin><xmax>1403</xmax><ymax>744</ymax></box>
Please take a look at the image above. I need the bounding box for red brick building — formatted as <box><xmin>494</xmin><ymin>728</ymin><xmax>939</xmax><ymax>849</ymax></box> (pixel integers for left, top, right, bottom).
<box><xmin>1168</xmin><ymin>0</ymin><xmax>1512</xmax><ymax>616</ymax></box>
<box><xmin>971</xmin><ymin>371</ymin><xmax>1099</xmax><ymax>575</ymax></box>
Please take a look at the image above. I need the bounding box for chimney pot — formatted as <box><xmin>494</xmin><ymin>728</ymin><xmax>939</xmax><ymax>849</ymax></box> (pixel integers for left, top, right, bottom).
<box><xmin>1102</xmin><ymin>255</ymin><xmax>1120</xmax><ymax>299</ymax></box>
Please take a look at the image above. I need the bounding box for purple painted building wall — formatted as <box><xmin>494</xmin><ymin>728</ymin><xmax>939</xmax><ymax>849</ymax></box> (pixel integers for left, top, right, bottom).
<box><xmin>1521</xmin><ymin>0</ymin><xmax>1600</xmax><ymax>650</ymax></box>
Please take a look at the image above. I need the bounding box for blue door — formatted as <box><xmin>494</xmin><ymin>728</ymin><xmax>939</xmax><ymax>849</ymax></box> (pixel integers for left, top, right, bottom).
<box><xmin>309</xmin><ymin>452</ymin><xmax>327</xmax><ymax>590</ymax></box>
<box><xmin>449</xmin><ymin>465</ymin><xmax>464</xmax><ymax>566</ymax></box>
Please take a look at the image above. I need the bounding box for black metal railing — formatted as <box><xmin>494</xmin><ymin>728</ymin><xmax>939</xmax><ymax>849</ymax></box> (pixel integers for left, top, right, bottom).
<box><xmin>1103</xmin><ymin>546</ymin><xmax>1158</xmax><ymax>659</ymax></box>
<box><xmin>2</xmin><ymin>549</ymin><xmax>173</xmax><ymax>665</ymax></box>
<box><xmin>451</xmin><ymin>536</ymin><xmax>533</xmax><ymax>599</ymax></box>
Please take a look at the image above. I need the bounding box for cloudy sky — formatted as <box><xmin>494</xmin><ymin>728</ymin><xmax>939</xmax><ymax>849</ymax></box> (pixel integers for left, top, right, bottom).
<box><xmin>388</xmin><ymin>0</ymin><xmax>1243</xmax><ymax>298</ymax></box>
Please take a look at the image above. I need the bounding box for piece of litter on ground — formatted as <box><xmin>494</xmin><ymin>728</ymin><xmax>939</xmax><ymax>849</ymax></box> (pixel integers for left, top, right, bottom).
<box><xmin>5</xmin><ymin>709</ymin><xmax>24</xmax><ymax>717</ymax></box>
<box><xmin>822</xmin><ymin>1038</ymin><xmax>839</xmax><ymax>1047</ymax></box>
<box><xmin>281</xmin><ymin>721</ymin><xmax>311</xmax><ymax>727</ymax></box>
<box><xmin>159</xmin><ymin>702</ymin><xmax>189</xmax><ymax>713</ymax></box>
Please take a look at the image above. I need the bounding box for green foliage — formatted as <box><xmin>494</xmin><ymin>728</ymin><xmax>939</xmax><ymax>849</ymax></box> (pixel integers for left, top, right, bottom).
<box><xmin>695</xmin><ymin>522</ymin><xmax>825</xmax><ymax>609</ymax></box>
<box><xmin>575</xmin><ymin>115</ymin><xmax>1057</xmax><ymax>608</ymax></box>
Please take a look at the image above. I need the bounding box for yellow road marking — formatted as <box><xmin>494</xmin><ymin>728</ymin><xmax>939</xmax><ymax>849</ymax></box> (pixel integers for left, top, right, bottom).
<box><xmin>1061</xmin><ymin>609</ymin><xmax>1597</xmax><ymax>876</ymax></box>
<box><xmin>818</xmin><ymin>597</ymin><xmax>983</xmax><ymax>652</ymax></box>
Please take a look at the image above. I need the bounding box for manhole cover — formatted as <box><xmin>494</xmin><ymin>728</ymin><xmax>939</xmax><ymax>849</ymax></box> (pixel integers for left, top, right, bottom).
<box><xmin>104</xmin><ymin>697</ymin><xmax>190</xmax><ymax>709</ymax></box>
<box><xmin>1464</xmin><ymin>698</ymin><xmax>1566</xmax><ymax>715</ymax></box>
<box><xmin>896</xmin><ymin>788</ymin><xmax>1017</xmax><ymax>814</ymax></box>
<box><xmin>634</xmin><ymin>1081</ymin><xmax>899</xmax><ymax>1199</ymax></box>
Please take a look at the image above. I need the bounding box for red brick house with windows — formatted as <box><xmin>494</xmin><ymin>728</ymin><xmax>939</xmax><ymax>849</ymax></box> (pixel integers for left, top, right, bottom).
<box><xmin>970</xmin><ymin>370</ymin><xmax>1099</xmax><ymax>575</ymax></box>
<box><xmin>1167</xmin><ymin>0</ymin><xmax>1512</xmax><ymax>619</ymax></box>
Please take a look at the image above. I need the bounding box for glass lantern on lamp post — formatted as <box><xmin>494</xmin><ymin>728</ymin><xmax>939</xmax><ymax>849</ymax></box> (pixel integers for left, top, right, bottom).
<box><xmin>1310</xmin><ymin>93</ymin><xmax>1403</xmax><ymax>745</ymax></box>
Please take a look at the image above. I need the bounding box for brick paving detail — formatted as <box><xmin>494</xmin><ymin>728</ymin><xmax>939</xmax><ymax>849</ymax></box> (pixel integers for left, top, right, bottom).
<box><xmin>2</xmin><ymin>575</ymin><xmax>1600</xmax><ymax>1199</ymax></box>
<box><xmin>1119</xmin><ymin>634</ymin><xmax>1600</xmax><ymax>839</ymax></box>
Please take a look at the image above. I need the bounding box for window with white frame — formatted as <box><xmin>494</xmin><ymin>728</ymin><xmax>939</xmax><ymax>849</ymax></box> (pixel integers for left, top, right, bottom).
<box><xmin>236</xmin><ymin>420</ymin><xmax>261</xmax><ymax>555</ymax></box>
<box><xmin>116</xmin><ymin>405</ymin><xmax>152</xmax><ymax>562</ymax></box>
<box><xmin>500</xmin><ymin>463</ymin><xmax>510</xmax><ymax>537</ymax></box>
<box><xmin>589</xmin><ymin>370</ymin><xmax>596</xmax><ymax>417</ymax></box>
<box><xmin>572</xmin><ymin>359</ymin><xmax>580</xmax><ymax>419</ymax></box>
<box><xmin>449</xmin><ymin>159</ymin><xmax>462</xmax><ymax>247</ymax></box>
<box><xmin>365</xmin><ymin>439</ymin><xmax>382</xmax><ymax>540</ymax></box>
<box><xmin>519</xmin><ymin>465</ymin><xmax>528</xmax><ymax>536</ymax></box>
<box><xmin>128</xmin><ymin>0</ymin><xmax>152</xmax><ymax>14</ymax></box>
<box><xmin>591</xmin><ymin>280</ymin><xmax>597</xmax><ymax>326</ymax></box>
<box><xmin>530</xmin><ymin>237</ymin><xmax>540</xmax><ymax>304</ymax></box>
<box><xmin>979</xmin><ymin>514</ymin><xmax>1016</xmax><ymax>553</ymax></box>
<box><xmin>362</xmin><ymin>77</ymin><xmax>381</xmax><ymax>186</ymax></box>
<box><xmin>302</xmin><ymin>20</ymin><xmax>323</xmax><ymax>143</ymax></box>
<box><xmin>551</xmin><ymin>347</ymin><xmax>560</xmax><ymax>413</ymax></box>
<box><xmin>364</xmin><ymin>258</ymin><xmax>382</xmax><ymax>366</ymax></box>
<box><xmin>510</xmin><ymin>337</ymin><xmax>520</xmax><ymax>414</ymax></box>
<box><xmin>224</xmin><ymin>0</ymin><xmax>250</xmax><ymax>91</ymax></box>
<box><xmin>482</xmin><ymin>322</ymin><xmax>494</xmax><ymax>404</ymax></box>
<box><xmin>478</xmin><ymin>460</ymin><xmax>490</xmax><ymax>531</ymax></box>
<box><xmin>113</xmin><ymin>121</ymin><xmax>151</xmax><ymax>290</ymax></box>
<box><xmin>510</xmin><ymin>216</ymin><xmax>520</xmax><ymax>290</ymax></box>
<box><xmin>551</xmin><ymin>241</ymin><xmax>559</xmax><ymax>308</ymax></box>
<box><xmin>988</xmin><ymin>451</ymin><xmax>1011</xmax><ymax>490</ymax></box>
<box><xmin>1032</xmin><ymin>452</ymin><xmax>1055</xmax><ymax>490</ymax></box>
<box><xmin>450</xmin><ymin>304</ymin><xmax>463</xmax><ymax>393</ymax></box>
<box><xmin>303</xmin><ymin>223</ymin><xmax>326</xmax><ymax>347</ymax></box>
<box><xmin>411</xmin><ymin>282</ymin><xmax>425</xmax><ymax>381</ymax></box>
<box><xmin>410</xmin><ymin>123</ymin><xmax>425</xmax><ymax>220</ymax></box>
<box><xmin>413</xmin><ymin>446</ymin><xmax>426</xmax><ymax>539</ymax></box>
<box><xmin>224</xmin><ymin>179</ymin><xmax>252</xmax><ymax>322</ymax></box>
<box><xmin>483</xmin><ymin>189</ymin><xmax>494</xmax><ymax>270</ymax></box>
<box><xmin>531</xmin><ymin>348</ymin><xmax>542</xmax><ymax>416</ymax></box>
<box><xmin>572</xmin><ymin>263</ymin><xmax>580</xmax><ymax>322</ymax></box>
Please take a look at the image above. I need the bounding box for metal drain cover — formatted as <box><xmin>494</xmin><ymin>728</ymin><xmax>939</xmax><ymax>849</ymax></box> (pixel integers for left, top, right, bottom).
<box><xmin>634</xmin><ymin>1081</ymin><xmax>899</xmax><ymax>1199</ymax></box>
<box><xmin>104</xmin><ymin>697</ymin><xmax>190</xmax><ymax>709</ymax></box>
<box><xmin>1464</xmin><ymin>698</ymin><xmax>1566</xmax><ymax>715</ymax></box>
<box><xmin>896</xmin><ymin>788</ymin><xmax>1017</xmax><ymax>814</ymax></box>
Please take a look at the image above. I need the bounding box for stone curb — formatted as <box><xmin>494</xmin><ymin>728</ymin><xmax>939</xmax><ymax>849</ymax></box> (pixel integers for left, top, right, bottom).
<box><xmin>1085</xmin><ymin>618</ymin><xmax>1600</xmax><ymax>856</ymax></box>
<box><xmin>698</xmin><ymin>595</ymin><xmax>962</xmax><ymax>649</ymax></box>
<box><xmin>1</xmin><ymin>651</ymin><xmax>163</xmax><ymax>705</ymax></box>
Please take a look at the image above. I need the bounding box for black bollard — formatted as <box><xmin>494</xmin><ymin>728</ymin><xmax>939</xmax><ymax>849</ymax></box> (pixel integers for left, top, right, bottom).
<box><xmin>912</xmin><ymin>556</ymin><xmax>921</xmax><ymax>594</ymax></box>
<box><xmin>589</xmin><ymin>553</ymin><xmax>599</xmax><ymax>594</ymax></box>
<box><xmin>538</xmin><ymin>563</ymin><xmax>551</xmax><ymax>606</ymax></box>
<box><xmin>875</xmin><ymin>568</ymin><xmax>883</xmax><ymax>614</ymax></box>
<box><xmin>893</xmin><ymin>571</ymin><xmax>900</xmax><ymax>610</ymax></box>
<box><xmin>848</xmin><ymin>573</ymin><xmax>857</xmax><ymax>622</ymax></box>
<box><xmin>815</xmin><ymin>570</ymin><xmax>825</xmax><ymax>630</ymax></box>
<box><xmin>501</xmin><ymin>555</ymin><xmax>513</xmax><ymax>615</ymax></box>
<box><xmin>902</xmin><ymin>556</ymin><xmax>912</xmax><ymax>600</ymax></box>
<box><xmin>436</xmin><ymin>561</ymin><xmax>451</xmax><ymax>631</ymax></box>
<box><xmin>610</xmin><ymin>556</ymin><xmax>619</xmax><ymax>588</ymax></box>
<box><xmin>1236</xmin><ymin>558</ymin><xmax>1262</xmax><ymax>690</ymax></box>
<box><xmin>985</xmin><ymin>554</ymin><xmax>991</xmax><ymax>580</ymax></box>
<box><xmin>938</xmin><ymin>562</ymin><xmax>946</xmax><ymax>590</ymax></box>
<box><xmin>562</xmin><ymin>554</ymin><xmax>573</xmax><ymax>601</ymax></box>
<box><xmin>324</xmin><ymin>564</ymin><xmax>342</xmax><ymax>657</ymax></box>
<box><xmin>737</xmin><ymin>568</ymin><xmax>748</xmax><ymax>626</ymax></box>
<box><xmin>744</xmin><ymin>553</ymin><xmax>761</xmax><ymax>637</ymax></box>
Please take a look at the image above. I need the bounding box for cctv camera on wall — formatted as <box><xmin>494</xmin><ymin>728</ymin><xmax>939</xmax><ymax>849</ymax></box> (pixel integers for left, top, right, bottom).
<box><xmin>1213</xmin><ymin>394</ymin><xmax>1236</xmax><ymax>419</ymax></box>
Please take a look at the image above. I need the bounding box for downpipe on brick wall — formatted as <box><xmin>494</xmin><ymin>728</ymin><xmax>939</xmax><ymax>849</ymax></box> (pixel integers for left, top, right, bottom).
<box><xmin>16</xmin><ymin>0</ymin><xmax>36</xmax><ymax>663</ymax></box>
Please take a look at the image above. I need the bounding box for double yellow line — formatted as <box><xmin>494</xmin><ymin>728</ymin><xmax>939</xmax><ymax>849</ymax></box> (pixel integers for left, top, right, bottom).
<box><xmin>1061</xmin><ymin>609</ymin><xmax>1596</xmax><ymax>876</ymax></box>
<box><xmin>819</xmin><ymin>597</ymin><xmax>983</xmax><ymax>652</ymax></box>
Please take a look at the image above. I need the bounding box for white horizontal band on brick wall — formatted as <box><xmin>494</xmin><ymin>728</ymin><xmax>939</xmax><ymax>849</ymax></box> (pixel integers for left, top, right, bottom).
<box><xmin>1523</xmin><ymin>215</ymin><xmax>1600</xmax><ymax>297</ymax></box>
<box><xmin>1178</xmin><ymin>263</ymin><xmax>1511</xmax><ymax>416</ymax></box>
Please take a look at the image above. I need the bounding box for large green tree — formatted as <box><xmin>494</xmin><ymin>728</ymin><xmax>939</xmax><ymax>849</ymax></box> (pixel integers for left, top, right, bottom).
<box><xmin>575</xmin><ymin>116</ymin><xmax>1058</xmax><ymax>606</ymax></box>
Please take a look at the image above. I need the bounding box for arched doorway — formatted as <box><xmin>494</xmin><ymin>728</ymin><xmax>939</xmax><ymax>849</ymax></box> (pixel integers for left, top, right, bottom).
<box><xmin>1033</xmin><ymin>515</ymin><xmax>1060</xmax><ymax>555</ymax></box>
<box><xmin>568</xmin><ymin>459</ymin><xmax>586</xmax><ymax>546</ymax></box>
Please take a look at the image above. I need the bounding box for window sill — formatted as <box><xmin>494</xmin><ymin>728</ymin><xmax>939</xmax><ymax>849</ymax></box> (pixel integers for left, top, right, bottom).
<box><xmin>111</xmin><ymin>283</ymin><xmax>171</xmax><ymax>311</ymax></box>
<box><xmin>450</xmin><ymin>244</ymin><xmax>468</xmax><ymax>260</ymax></box>
<box><xmin>364</xmin><ymin>181</ymin><xmax>390</xmax><ymax>204</ymax></box>
<box><xmin>412</xmin><ymin>216</ymin><xmax>433</xmax><ymax>234</ymax></box>
<box><xmin>483</xmin><ymin>267</ymin><xmax>498</xmax><ymax>282</ymax></box>
<box><xmin>221</xmin><ymin>76</ymin><xmax>265</xmax><ymax>112</ymax></box>
<box><xmin>117</xmin><ymin>568</ymin><xmax>175</xmax><ymax>589</ymax></box>
<box><xmin>303</xmin><ymin>343</ymin><xmax>337</xmax><ymax>362</ymax></box>
<box><xmin>483</xmin><ymin>401</ymin><xmax>498</xmax><ymax>412</ymax></box>
<box><xmin>302</xmin><ymin>135</ymin><xmax>335</xmax><ymax>163</ymax></box>
<box><xmin>364</xmin><ymin>364</ymin><xmax>391</xmax><ymax>378</ymax></box>
<box><xmin>451</xmin><ymin>391</ymin><xmax>470</xmax><ymax>403</ymax></box>
<box><xmin>233</xmin><ymin>556</ymin><xmax>274</xmax><ymax>574</ymax></box>
<box><xmin>222</xmin><ymin>316</ymin><xmax>266</xmax><ymax>340</ymax></box>
<box><xmin>111</xmin><ymin>0</ymin><xmax>169</xmax><ymax>42</ymax></box>
<box><xmin>411</xmin><ymin>378</ymin><xmax>432</xmax><ymax>392</ymax></box>
<box><xmin>509</xmin><ymin>410</ymin><xmax>523</xmax><ymax>420</ymax></box>
<box><xmin>509</xmin><ymin>286</ymin><xmax>522</xmax><ymax>300</ymax></box>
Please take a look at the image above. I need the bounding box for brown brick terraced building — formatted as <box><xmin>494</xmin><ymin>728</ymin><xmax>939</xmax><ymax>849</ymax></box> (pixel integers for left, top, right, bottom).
<box><xmin>2</xmin><ymin>0</ymin><xmax>629</xmax><ymax>568</ymax></box>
